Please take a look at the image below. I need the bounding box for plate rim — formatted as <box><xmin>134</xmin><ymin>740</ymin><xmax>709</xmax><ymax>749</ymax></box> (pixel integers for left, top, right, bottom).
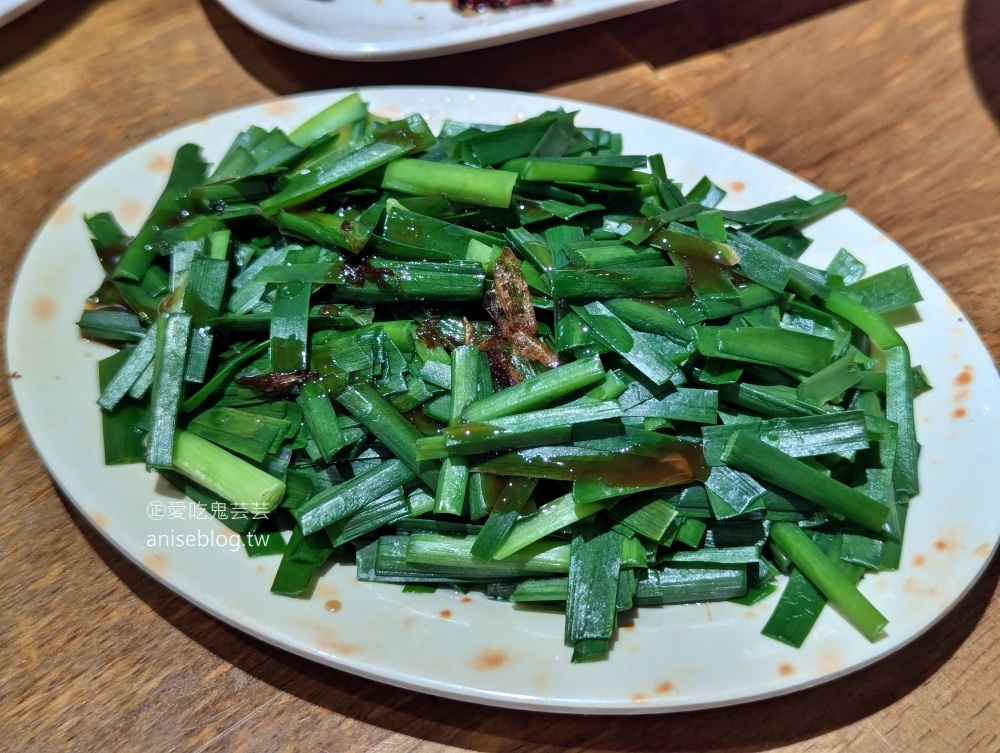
<box><xmin>213</xmin><ymin>0</ymin><xmax>677</xmax><ymax>61</ymax></box>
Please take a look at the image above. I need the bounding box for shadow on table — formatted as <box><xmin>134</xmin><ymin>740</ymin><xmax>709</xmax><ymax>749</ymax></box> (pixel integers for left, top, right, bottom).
<box><xmin>964</xmin><ymin>0</ymin><xmax>1000</xmax><ymax>129</ymax></box>
<box><xmin>200</xmin><ymin>0</ymin><xmax>858</xmax><ymax>93</ymax></box>
<box><xmin>0</xmin><ymin>0</ymin><xmax>101</xmax><ymax>72</ymax></box>
<box><xmin>66</xmin><ymin>495</ymin><xmax>1000</xmax><ymax>753</ymax></box>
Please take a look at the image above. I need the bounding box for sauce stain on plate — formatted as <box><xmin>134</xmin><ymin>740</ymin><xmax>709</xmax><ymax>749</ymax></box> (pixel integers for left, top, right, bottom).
<box><xmin>901</xmin><ymin>578</ymin><xmax>938</xmax><ymax>598</ymax></box>
<box><xmin>51</xmin><ymin>202</ymin><xmax>76</xmax><ymax>226</ymax></box>
<box><xmin>143</xmin><ymin>552</ymin><xmax>169</xmax><ymax>573</ymax></box>
<box><xmin>952</xmin><ymin>366</ymin><xmax>974</xmax><ymax>420</ymax></box>
<box><xmin>31</xmin><ymin>297</ymin><xmax>56</xmax><ymax>323</ymax></box>
<box><xmin>316</xmin><ymin>583</ymin><xmax>340</xmax><ymax>599</ymax></box>
<box><xmin>471</xmin><ymin>648</ymin><xmax>508</xmax><ymax>671</ymax></box>
<box><xmin>818</xmin><ymin>652</ymin><xmax>842</xmax><ymax>673</ymax></box>
<box><xmin>117</xmin><ymin>199</ymin><xmax>145</xmax><ymax>225</ymax></box>
<box><xmin>314</xmin><ymin>626</ymin><xmax>361</xmax><ymax>656</ymax></box>
<box><xmin>147</xmin><ymin>154</ymin><xmax>172</xmax><ymax>173</ymax></box>
<box><xmin>265</xmin><ymin>100</ymin><xmax>298</xmax><ymax>117</ymax></box>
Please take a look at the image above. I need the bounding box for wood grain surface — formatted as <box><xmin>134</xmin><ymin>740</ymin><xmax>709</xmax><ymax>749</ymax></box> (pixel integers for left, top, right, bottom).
<box><xmin>2</xmin><ymin>0</ymin><xmax>999</xmax><ymax>750</ymax></box>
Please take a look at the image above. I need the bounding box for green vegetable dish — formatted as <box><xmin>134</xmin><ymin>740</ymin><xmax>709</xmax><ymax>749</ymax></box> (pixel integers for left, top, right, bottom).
<box><xmin>80</xmin><ymin>93</ymin><xmax>927</xmax><ymax>662</ymax></box>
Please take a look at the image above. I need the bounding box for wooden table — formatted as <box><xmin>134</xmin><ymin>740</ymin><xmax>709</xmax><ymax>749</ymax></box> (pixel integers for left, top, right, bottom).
<box><xmin>2</xmin><ymin>0</ymin><xmax>999</xmax><ymax>749</ymax></box>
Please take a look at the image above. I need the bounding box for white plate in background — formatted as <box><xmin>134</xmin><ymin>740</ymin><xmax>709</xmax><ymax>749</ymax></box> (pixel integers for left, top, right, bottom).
<box><xmin>8</xmin><ymin>86</ymin><xmax>1000</xmax><ymax>713</ymax></box>
<box><xmin>215</xmin><ymin>0</ymin><xmax>677</xmax><ymax>61</ymax></box>
<box><xmin>0</xmin><ymin>0</ymin><xmax>45</xmax><ymax>27</ymax></box>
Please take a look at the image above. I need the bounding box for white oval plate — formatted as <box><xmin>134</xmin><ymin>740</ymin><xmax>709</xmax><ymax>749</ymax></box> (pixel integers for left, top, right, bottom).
<box><xmin>8</xmin><ymin>87</ymin><xmax>1000</xmax><ymax>714</ymax></box>
<box><xmin>215</xmin><ymin>0</ymin><xmax>677</xmax><ymax>61</ymax></box>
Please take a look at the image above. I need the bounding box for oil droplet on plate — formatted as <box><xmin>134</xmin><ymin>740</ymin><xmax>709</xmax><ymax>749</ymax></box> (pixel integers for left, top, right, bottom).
<box><xmin>325</xmin><ymin>599</ymin><xmax>342</xmax><ymax>613</ymax></box>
